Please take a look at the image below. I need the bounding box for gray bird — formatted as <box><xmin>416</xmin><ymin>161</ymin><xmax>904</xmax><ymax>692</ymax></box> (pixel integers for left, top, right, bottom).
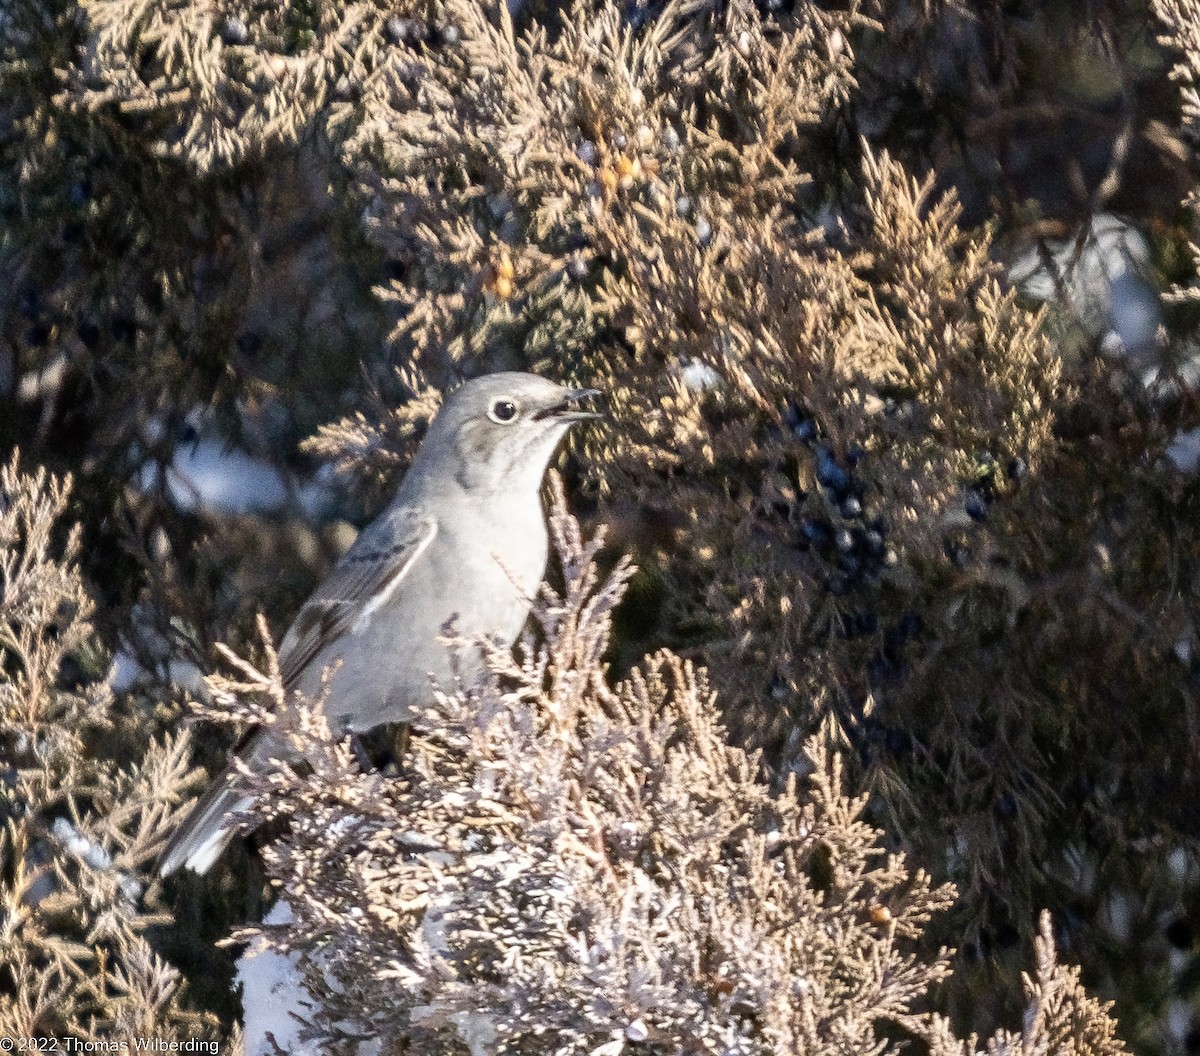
<box><xmin>158</xmin><ymin>373</ymin><xmax>600</xmax><ymax>877</ymax></box>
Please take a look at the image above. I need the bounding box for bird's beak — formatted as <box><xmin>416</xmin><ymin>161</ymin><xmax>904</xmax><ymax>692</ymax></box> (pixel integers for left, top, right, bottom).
<box><xmin>534</xmin><ymin>387</ymin><xmax>603</xmax><ymax>422</ymax></box>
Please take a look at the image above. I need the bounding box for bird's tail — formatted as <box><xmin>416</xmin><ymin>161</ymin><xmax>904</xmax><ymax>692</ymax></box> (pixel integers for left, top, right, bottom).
<box><xmin>157</xmin><ymin>771</ymin><xmax>252</xmax><ymax>878</ymax></box>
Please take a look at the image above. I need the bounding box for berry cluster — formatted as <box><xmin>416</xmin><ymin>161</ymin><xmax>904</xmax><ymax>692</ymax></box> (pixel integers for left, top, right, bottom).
<box><xmin>960</xmin><ymin>450</ymin><xmax>1029</xmax><ymax>525</ymax></box>
<box><xmin>776</xmin><ymin>405</ymin><xmax>931</xmax><ymax>708</ymax></box>
<box><xmin>782</xmin><ymin>404</ymin><xmax>897</xmax><ymax>597</ymax></box>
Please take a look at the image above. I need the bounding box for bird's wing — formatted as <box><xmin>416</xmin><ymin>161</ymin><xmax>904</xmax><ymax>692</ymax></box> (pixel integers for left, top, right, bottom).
<box><xmin>278</xmin><ymin>507</ymin><xmax>438</xmax><ymax>692</ymax></box>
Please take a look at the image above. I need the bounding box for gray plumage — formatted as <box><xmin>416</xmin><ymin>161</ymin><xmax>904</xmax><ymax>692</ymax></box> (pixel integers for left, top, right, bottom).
<box><xmin>158</xmin><ymin>373</ymin><xmax>599</xmax><ymax>877</ymax></box>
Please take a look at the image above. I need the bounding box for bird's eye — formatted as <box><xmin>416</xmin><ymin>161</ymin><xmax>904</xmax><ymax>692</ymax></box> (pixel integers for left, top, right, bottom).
<box><xmin>489</xmin><ymin>399</ymin><xmax>519</xmax><ymax>424</ymax></box>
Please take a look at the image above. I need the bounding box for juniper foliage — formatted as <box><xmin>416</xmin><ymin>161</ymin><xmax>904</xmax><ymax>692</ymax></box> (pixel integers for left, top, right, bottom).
<box><xmin>3</xmin><ymin>0</ymin><xmax>1200</xmax><ymax>1048</ymax></box>
<box><xmin>304</xmin><ymin>3</ymin><xmax>1197</xmax><ymax>1041</ymax></box>
<box><xmin>218</xmin><ymin>482</ymin><xmax>1118</xmax><ymax>1056</ymax></box>
<box><xmin>0</xmin><ymin>456</ymin><xmax>212</xmax><ymax>1042</ymax></box>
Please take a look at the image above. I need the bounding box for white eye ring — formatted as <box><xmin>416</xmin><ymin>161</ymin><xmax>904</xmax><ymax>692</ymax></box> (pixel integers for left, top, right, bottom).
<box><xmin>488</xmin><ymin>398</ymin><xmax>520</xmax><ymax>424</ymax></box>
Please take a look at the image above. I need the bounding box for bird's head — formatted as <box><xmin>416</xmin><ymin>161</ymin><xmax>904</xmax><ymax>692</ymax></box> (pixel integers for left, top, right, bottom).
<box><xmin>416</xmin><ymin>372</ymin><xmax>601</xmax><ymax>495</ymax></box>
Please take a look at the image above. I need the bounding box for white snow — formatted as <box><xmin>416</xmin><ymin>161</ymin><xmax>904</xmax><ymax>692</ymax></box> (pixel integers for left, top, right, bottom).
<box><xmin>1166</xmin><ymin>426</ymin><xmax>1200</xmax><ymax>474</ymax></box>
<box><xmin>137</xmin><ymin>438</ymin><xmax>332</xmax><ymax>519</ymax></box>
<box><xmin>676</xmin><ymin>360</ymin><xmax>723</xmax><ymax>392</ymax></box>
<box><xmin>1008</xmin><ymin>214</ymin><xmax>1162</xmax><ymax>360</ymax></box>
<box><xmin>134</xmin><ymin>408</ymin><xmax>335</xmax><ymax>520</ymax></box>
<box><xmin>238</xmin><ymin>901</ymin><xmax>318</xmax><ymax>1056</ymax></box>
<box><xmin>238</xmin><ymin>900</ymin><xmax>383</xmax><ymax>1056</ymax></box>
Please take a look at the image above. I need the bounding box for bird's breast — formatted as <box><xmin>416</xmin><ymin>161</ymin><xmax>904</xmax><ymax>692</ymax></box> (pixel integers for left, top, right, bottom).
<box><xmin>430</xmin><ymin>502</ymin><xmax>549</xmax><ymax>629</ymax></box>
<box><xmin>317</xmin><ymin>499</ymin><xmax>548</xmax><ymax>732</ymax></box>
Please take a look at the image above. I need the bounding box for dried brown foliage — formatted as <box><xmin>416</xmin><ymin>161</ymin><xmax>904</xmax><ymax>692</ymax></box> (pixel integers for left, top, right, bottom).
<box><xmin>209</xmin><ymin>483</ymin><xmax>1117</xmax><ymax>1056</ymax></box>
<box><xmin>8</xmin><ymin>0</ymin><xmax>1200</xmax><ymax>1047</ymax></box>
<box><xmin>927</xmin><ymin>913</ymin><xmax>1125</xmax><ymax>1056</ymax></box>
<box><xmin>300</xmin><ymin>0</ymin><xmax>1074</xmax><ymax>979</ymax></box>
<box><xmin>0</xmin><ymin>456</ymin><xmax>213</xmax><ymax>1042</ymax></box>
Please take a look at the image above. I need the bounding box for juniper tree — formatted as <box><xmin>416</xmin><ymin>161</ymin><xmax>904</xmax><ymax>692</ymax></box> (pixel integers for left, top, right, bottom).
<box><xmin>0</xmin><ymin>456</ymin><xmax>212</xmax><ymax>1042</ymax></box>
<box><xmin>3</xmin><ymin>0</ymin><xmax>1200</xmax><ymax>1048</ymax></box>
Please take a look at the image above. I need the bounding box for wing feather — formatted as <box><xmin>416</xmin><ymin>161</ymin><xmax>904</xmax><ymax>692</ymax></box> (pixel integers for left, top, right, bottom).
<box><xmin>278</xmin><ymin>508</ymin><xmax>437</xmax><ymax>691</ymax></box>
